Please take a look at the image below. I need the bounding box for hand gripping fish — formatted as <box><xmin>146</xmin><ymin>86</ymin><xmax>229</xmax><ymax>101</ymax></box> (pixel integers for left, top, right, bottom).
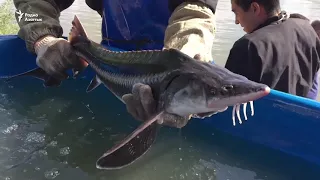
<box><xmin>4</xmin><ymin>15</ymin><xmax>270</xmax><ymax>170</ymax></box>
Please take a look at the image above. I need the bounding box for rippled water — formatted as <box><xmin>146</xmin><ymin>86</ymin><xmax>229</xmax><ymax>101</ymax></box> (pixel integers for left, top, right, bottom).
<box><xmin>0</xmin><ymin>79</ymin><xmax>319</xmax><ymax>180</ymax></box>
<box><xmin>1</xmin><ymin>0</ymin><xmax>320</xmax><ymax>179</ymax></box>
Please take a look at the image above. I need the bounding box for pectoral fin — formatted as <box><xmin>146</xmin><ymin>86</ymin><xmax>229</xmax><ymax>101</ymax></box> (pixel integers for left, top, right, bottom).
<box><xmin>96</xmin><ymin>112</ymin><xmax>164</xmax><ymax>170</ymax></box>
<box><xmin>72</xmin><ymin>57</ymin><xmax>89</xmax><ymax>78</ymax></box>
<box><xmin>4</xmin><ymin>68</ymin><xmax>61</xmax><ymax>87</ymax></box>
<box><xmin>86</xmin><ymin>75</ymin><xmax>102</xmax><ymax>92</ymax></box>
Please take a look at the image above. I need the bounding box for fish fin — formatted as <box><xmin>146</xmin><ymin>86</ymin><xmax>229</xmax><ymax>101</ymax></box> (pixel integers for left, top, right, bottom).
<box><xmin>68</xmin><ymin>15</ymin><xmax>90</xmax><ymax>46</ymax></box>
<box><xmin>72</xmin><ymin>68</ymin><xmax>80</xmax><ymax>78</ymax></box>
<box><xmin>69</xmin><ymin>15</ymin><xmax>88</xmax><ymax>40</ymax></box>
<box><xmin>86</xmin><ymin>75</ymin><xmax>102</xmax><ymax>92</ymax></box>
<box><xmin>67</xmin><ymin>15</ymin><xmax>89</xmax><ymax>78</ymax></box>
<box><xmin>72</xmin><ymin>57</ymin><xmax>89</xmax><ymax>78</ymax></box>
<box><xmin>4</xmin><ymin>68</ymin><xmax>61</xmax><ymax>87</ymax></box>
<box><xmin>96</xmin><ymin>112</ymin><xmax>164</xmax><ymax>170</ymax></box>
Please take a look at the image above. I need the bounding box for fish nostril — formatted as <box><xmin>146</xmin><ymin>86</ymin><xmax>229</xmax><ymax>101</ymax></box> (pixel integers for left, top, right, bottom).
<box><xmin>222</xmin><ymin>85</ymin><xmax>233</xmax><ymax>91</ymax></box>
<box><xmin>210</xmin><ymin>88</ymin><xmax>216</xmax><ymax>95</ymax></box>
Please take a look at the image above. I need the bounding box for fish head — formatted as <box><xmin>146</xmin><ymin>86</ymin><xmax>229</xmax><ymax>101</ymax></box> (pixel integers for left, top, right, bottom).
<box><xmin>163</xmin><ymin>60</ymin><xmax>270</xmax><ymax>117</ymax></box>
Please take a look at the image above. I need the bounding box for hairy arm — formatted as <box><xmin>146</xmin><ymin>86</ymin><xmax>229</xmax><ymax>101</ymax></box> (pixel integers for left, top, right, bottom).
<box><xmin>164</xmin><ymin>0</ymin><xmax>218</xmax><ymax>62</ymax></box>
<box><xmin>13</xmin><ymin>0</ymin><xmax>74</xmax><ymax>53</ymax></box>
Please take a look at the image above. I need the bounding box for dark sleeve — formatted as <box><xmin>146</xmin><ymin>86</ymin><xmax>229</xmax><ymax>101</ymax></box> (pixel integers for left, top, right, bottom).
<box><xmin>85</xmin><ymin>0</ymin><xmax>103</xmax><ymax>16</ymax></box>
<box><xmin>13</xmin><ymin>0</ymin><xmax>75</xmax><ymax>54</ymax></box>
<box><xmin>168</xmin><ymin>0</ymin><xmax>218</xmax><ymax>13</ymax></box>
<box><xmin>306</xmin><ymin>71</ymin><xmax>319</xmax><ymax>99</ymax></box>
<box><xmin>224</xmin><ymin>38</ymin><xmax>262</xmax><ymax>82</ymax></box>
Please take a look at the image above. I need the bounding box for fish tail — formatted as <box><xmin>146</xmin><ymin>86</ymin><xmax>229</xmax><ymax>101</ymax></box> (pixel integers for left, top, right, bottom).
<box><xmin>68</xmin><ymin>15</ymin><xmax>103</xmax><ymax>92</ymax></box>
<box><xmin>68</xmin><ymin>15</ymin><xmax>90</xmax><ymax>47</ymax></box>
<box><xmin>68</xmin><ymin>15</ymin><xmax>90</xmax><ymax>77</ymax></box>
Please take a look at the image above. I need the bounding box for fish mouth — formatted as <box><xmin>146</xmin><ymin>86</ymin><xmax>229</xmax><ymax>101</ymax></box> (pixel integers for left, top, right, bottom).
<box><xmin>207</xmin><ymin>86</ymin><xmax>270</xmax><ymax>108</ymax></box>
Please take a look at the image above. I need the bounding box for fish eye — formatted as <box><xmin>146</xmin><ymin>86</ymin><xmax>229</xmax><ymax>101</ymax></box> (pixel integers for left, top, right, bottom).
<box><xmin>222</xmin><ymin>85</ymin><xmax>233</xmax><ymax>91</ymax></box>
<box><xmin>210</xmin><ymin>88</ymin><xmax>216</xmax><ymax>95</ymax></box>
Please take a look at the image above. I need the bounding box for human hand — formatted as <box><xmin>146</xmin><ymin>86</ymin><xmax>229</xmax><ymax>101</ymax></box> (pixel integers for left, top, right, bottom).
<box><xmin>122</xmin><ymin>83</ymin><xmax>192</xmax><ymax>128</ymax></box>
<box><xmin>34</xmin><ymin>35</ymin><xmax>87</xmax><ymax>80</ymax></box>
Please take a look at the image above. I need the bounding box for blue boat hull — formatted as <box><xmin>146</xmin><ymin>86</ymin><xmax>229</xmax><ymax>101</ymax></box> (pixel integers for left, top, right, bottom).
<box><xmin>1</xmin><ymin>35</ymin><xmax>320</xmax><ymax>167</ymax></box>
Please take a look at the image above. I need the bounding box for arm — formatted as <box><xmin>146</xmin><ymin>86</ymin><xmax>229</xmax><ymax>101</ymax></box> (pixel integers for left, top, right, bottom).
<box><xmin>164</xmin><ymin>0</ymin><xmax>218</xmax><ymax>62</ymax></box>
<box><xmin>13</xmin><ymin>0</ymin><xmax>74</xmax><ymax>54</ymax></box>
<box><xmin>122</xmin><ymin>0</ymin><xmax>219</xmax><ymax>127</ymax></box>
<box><xmin>168</xmin><ymin>0</ymin><xmax>218</xmax><ymax>13</ymax></box>
<box><xmin>224</xmin><ymin>38</ymin><xmax>262</xmax><ymax>82</ymax></box>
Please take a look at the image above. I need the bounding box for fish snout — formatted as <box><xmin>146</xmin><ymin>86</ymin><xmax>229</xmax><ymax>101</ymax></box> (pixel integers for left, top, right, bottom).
<box><xmin>259</xmin><ymin>85</ymin><xmax>270</xmax><ymax>95</ymax></box>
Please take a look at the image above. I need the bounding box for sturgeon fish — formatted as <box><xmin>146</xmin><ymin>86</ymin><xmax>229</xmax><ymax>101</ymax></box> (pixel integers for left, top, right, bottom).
<box><xmin>4</xmin><ymin>15</ymin><xmax>270</xmax><ymax>170</ymax></box>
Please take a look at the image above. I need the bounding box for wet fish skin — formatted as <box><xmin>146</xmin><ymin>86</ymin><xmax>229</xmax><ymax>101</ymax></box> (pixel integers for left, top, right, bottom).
<box><xmin>68</xmin><ymin>15</ymin><xmax>270</xmax><ymax>170</ymax></box>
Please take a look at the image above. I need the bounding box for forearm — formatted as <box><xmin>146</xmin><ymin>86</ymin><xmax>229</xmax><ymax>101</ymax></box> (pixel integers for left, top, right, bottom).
<box><xmin>164</xmin><ymin>1</ymin><xmax>217</xmax><ymax>62</ymax></box>
<box><xmin>168</xmin><ymin>0</ymin><xmax>218</xmax><ymax>13</ymax></box>
<box><xmin>13</xmin><ymin>0</ymin><xmax>74</xmax><ymax>53</ymax></box>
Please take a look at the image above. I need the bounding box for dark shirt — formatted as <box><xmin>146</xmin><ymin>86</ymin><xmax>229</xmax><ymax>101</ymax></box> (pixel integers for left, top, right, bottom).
<box><xmin>307</xmin><ymin>71</ymin><xmax>319</xmax><ymax>99</ymax></box>
<box><xmin>225</xmin><ymin>13</ymin><xmax>320</xmax><ymax>99</ymax></box>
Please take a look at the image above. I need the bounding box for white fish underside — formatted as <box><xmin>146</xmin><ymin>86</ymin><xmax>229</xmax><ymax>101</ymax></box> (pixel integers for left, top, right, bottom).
<box><xmin>166</xmin><ymin>84</ymin><xmax>258</xmax><ymax>126</ymax></box>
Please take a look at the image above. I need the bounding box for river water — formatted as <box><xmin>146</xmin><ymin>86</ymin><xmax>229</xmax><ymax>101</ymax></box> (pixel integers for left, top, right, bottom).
<box><xmin>1</xmin><ymin>0</ymin><xmax>320</xmax><ymax>180</ymax></box>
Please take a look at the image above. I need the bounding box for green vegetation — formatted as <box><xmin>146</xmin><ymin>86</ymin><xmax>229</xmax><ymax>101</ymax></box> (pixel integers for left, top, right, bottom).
<box><xmin>0</xmin><ymin>0</ymin><xmax>19</xmax><ymax>35</ymax></box>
